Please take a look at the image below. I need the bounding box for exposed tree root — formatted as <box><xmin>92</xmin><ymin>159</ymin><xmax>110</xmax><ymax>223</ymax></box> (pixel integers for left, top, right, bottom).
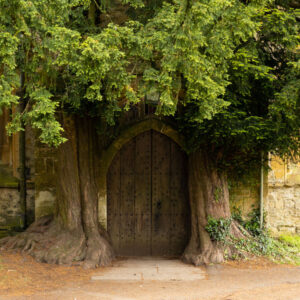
<box><xmin>183</xmin><ymin>243</ymin><xmax>225</xmax><ymax>266</ymax></box>
<box><xmin>182</xmin><ymin>220</ymin><xmax>249</xmax><ymax>266</ymax></box>
<box><xmin>0</xmin><ymin>215</ymin><xmax>114</xmax><ymax>268</ymax></box>
<box><xmin>83</xmin><ymin>235</ymin><xmax>114</xmax><ymax>269</ymax></box>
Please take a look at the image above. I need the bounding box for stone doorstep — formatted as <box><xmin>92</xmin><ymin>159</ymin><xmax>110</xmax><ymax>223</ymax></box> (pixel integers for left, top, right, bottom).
<box><xmin>91</xmin><ymin>258</ymin><xmax>206</xmax><ymax>282</ymax></box>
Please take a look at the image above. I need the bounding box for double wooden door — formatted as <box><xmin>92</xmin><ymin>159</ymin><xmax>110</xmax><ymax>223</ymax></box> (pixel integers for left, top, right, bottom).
<box><xmin>107</xmin><ymin>130</ymin><xmax>190</xmax><ymax>256</ymax></box>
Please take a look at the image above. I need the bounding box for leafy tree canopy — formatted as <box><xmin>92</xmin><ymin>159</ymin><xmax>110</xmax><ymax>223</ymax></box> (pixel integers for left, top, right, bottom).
<box><xmin>0</xmin><ymin>0</ymin><xmax>299</xmax><ymax>161</ymax></box>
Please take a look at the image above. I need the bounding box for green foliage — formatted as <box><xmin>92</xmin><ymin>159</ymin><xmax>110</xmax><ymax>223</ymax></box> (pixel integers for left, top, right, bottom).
<box><xmin>269</xmin><ymin>235</ymin><xmax>300</xmax><ymax>265</ymax></box>
<box><xmin>232</xmin><ymin>205</ymin><xmax>265</xmax><ymax>236</ymax></box>
<box><xmin>233</xmin><ymin>233</ymin><xmax>300</xmax><ymax>265</ymax></box>
<box><xmin>231</xmin><ymin>206</ymin><xmax>270</xmax><ymax>254</ymax></box>
<box><xmin>231</xmin><ymin>206</ymin><xmax>243</xmax><ymax>224</ymax></box>
<box><xmin>232</xmin><ymin>235</ymin><xmax>269</xmax><ymax>256</ymax></box>
<box><xmin>0</xmin><ymin>0</ymin><xmax>298</xmax><ymax>154</ymax></box>
<box><xmin>205</xmin><ymin>216</ymin><xmax>232</xmax><ymax>242</ymax></box>
<box><xmin>279</xmin><ymin>234</ymin><xmax>300</xmax><ymax>248</ymax></box>
<box><xmin>243</xmin><ymin>207</ymin><xmax>265</xmax><ymax>236</ymax></box>
<box><xmin>232</xmin><ymin>207</ymin><xmax>300</xmax><ymax>265</ymax></box>
<box><xmin>206</xmin><ymin>207</ymin><xmax>300</xmax><ymax>265</ymax></box>
<box><xmin>180</xmin><ymin>1</ymin><xmax>299</xmax><ymax>164</ymax></box>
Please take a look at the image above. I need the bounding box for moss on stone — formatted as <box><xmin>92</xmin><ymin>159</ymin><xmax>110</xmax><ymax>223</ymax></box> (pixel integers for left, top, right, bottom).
<box><xmin>279</xmin><ymin>234</ymin><xmax>300</xmax><ymax>248</ymax></box>
<box><xmin>0</xmin><ymin>216</ymin><xmax>23</xmax><ymax>231</ymax></box>
<box><xmin>0</xmin><ymin>166</ymin><xmax>18</xmax><ymax>188</ymax></box>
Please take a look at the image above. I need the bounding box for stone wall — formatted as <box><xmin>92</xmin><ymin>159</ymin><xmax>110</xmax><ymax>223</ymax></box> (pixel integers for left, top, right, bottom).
<box><xmin>34</xmin><ymin>143</ymin><xmax>57</xmax><ymax>219</ymax></box>
<box><xmin>229</xmin><ymin>167</ymin><xmax>264</xmax><ymax>219</ymax></box>
<box><xmin>0</xmin><ymin>187</ymin><xmax>35</xmax><ymax>229</ymax></box>
<box><xmin>0</xmin><ymin>122</ymin><xmax>36</xmax><ymax>230</ymax></box>
<box><xmin>229</xmin><ymin>180</ymin><xmax>259</xmax><ymax>219</ymax></box>
<box><xmin>266</xmin><ymin>156</ymin><xmax>300</xmax><ymax>235</ymax></box>
<box><xmin>0</xmin><ymin>188</ymin><xmax>22</xmax><ymax>228</ymax></box>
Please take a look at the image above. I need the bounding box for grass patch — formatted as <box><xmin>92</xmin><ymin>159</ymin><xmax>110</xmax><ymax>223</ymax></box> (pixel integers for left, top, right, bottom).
<box><xmin>278</xmin><ymin>234</ymin><xmax>300</xmax><ymax>249</ymax></box>
<box><xmin>270</xmin><ymin>234</ymin><xmax>300</xmax><ymax>265</ymax></box>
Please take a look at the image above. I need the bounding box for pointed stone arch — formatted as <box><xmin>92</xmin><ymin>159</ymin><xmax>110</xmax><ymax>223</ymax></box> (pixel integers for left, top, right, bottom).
<box><xmin>98</xmin><ymin>118</ymin><xmax>186</xmax><ymax>228</ymax></box>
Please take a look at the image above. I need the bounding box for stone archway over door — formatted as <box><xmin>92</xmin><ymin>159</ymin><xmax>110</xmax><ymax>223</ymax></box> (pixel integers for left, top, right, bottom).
<box><xmin>107</xmin><ymin>130</ymin><xmax>190</xmax><ymax>256</ymax></box>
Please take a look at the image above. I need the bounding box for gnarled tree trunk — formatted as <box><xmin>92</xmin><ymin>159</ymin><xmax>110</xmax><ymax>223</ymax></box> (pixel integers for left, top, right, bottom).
<box><xmin>0</xmin><ymin>115</ymin><xmax>114</xmax><ymax>268</ymax></box>
<box><xmin>183</xmin><ymin>149</ymin><xmax>244</xmax><ymax>265</ymax></box>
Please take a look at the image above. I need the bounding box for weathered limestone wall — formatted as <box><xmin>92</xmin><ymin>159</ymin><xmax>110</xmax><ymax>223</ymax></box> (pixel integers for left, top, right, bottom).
<box><xmin>266</xmin><ymin>156</ymin><xmax>300</xmax><ymax>235</ymax></box>
<box><xmin>0</xmin><ymin>120</ymin><xmax>36</xmax><ymax>229</ymax></box>
<box><xmin>0</xmin><ymin>188</ymin><xmax>22</xmax><ymax>228</ymax></box>
<box><xmin>229</xmin><ymin>167</ymin><xmax>263</xmax><ymax>219</ymax></box>
<box><xmin>0</xmin><ymin>188</ymin><xmax>35</xmax><ymax>229</ymax></box>
<box><xmin>34</xmin><ymin>143</ymin><xmax>57</xmax><ymax>219</ymax></box>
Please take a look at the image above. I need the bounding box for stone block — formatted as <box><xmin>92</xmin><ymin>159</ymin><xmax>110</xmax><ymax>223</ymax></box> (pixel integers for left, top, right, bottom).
<box><xmin>35</xmin><ymin>189</ymin><xmax>56</xmax><ymax>219</ymax></box>
<box><xmin>268</xmin><ymin>200</ymin><xmax>276</xmax><ymax>209</ymax></box>
<box><xmin>284</xmin><ymin>200</ymin><xmax>295</xmax><ymax>209</ymax></box>
<box><xmin>267</xmin><ymin>207</ymin><xmax>278</xmax><ymax>216</ymax></box>
<box><xmin>0</xmin><ymin>186</ymin><xmax>35</xmax><ymax>228</ymax></box>
<box><xmin>45</xmin><ymin>158</ymin><xmax>55</xmax><ymax>174</ymax></box>
<box><xmin>277</xmin><ymin>225</ymin><xmax>296</xmax><ymax>234</ymax></box>
<box><xmin>286</xmin><ymin>175</ymin><xmax>300</xmax><ymax>185</ymax></box>
<box><xmin>275</xmin><ymin>199</ymin><xmax>284</xmax><ymax>210</ymax></box>
<box><xmin>295</xmin><ymin>197</ymin><xmax>300</xmax><ymax>210</ymax></box>
<box><xmin>294</xmin><ymin>188</ymin><xmax>300</xmax><ymax>197</ymax></box>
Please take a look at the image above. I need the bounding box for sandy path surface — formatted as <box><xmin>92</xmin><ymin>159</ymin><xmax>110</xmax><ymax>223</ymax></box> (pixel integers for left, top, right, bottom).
<box><xmin>0</xmin><ymin>251</ymin><xmax>299</xmax><ymax>300</ymax></box>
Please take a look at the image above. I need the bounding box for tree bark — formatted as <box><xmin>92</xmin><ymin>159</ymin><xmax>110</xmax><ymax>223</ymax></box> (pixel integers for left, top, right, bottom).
<box><xmin>182</xmin><ymin>148</ymin><xmax>244</xmax><ymax>265</ymax></box>
<box><xmin>0</xmin><ymin>115</ymin><xmax>114</xmax><ymax>268</ymax></box>
<box><xmin>75</xmin><ymin>116</ymin><xmax>113</xmax><ymax>267</ymax></box>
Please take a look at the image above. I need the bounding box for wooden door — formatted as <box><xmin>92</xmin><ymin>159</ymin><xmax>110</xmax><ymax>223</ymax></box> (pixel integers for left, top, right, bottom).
<box><xmin>107</xmin><ymin>130</ymin><xmax>190</xmax><ymax>256</ymax></box>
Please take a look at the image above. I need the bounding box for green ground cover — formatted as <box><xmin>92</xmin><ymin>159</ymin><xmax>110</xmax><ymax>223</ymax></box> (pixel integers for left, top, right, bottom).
<box><xmin>206</xmin><ymin>208</ymin><xmax>300</xmax><ymax>265</ymax></box>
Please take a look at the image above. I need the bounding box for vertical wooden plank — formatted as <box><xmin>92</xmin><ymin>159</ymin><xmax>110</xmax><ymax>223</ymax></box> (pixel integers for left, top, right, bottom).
<box><xmin>134</xmin><ymin>131</ymin><xmax>152</xmax><ymax>255</ymax></box>
<box><xmin>107</xmin><ymin>152</ymin><xmax>121</xmax><ymax>254</ymax></box>
<box><xmin>151</xmin><ymin>130</ymin><xmax>172</xmax><ymax>256</ymax></box>
<box><xmin>170</xmin><ymin>142</ymin><xmax>190</xmax><ymax>255</ymax></box>
<box><xmin>119</xmin><ymin>138</ymin><xmax>136</xmax><ymax>256</ymax></box>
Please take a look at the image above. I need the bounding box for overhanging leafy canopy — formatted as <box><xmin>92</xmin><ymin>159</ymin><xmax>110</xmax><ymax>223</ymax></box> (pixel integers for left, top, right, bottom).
<box><xmin>0</xmin><ymin>0</ymin><xmax>299</xmax><ymax>158</ymax></box>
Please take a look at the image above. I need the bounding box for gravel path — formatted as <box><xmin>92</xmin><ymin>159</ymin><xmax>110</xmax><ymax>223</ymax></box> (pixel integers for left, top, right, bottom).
<box><xmin>0</xmin><ymin>252</ymin><xmax>299</xmax><ymax>300</ymax></box>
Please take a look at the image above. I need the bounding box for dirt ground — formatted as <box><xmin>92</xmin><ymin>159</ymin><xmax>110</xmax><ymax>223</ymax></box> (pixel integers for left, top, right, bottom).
<box><xmin>0</xmin><ymin>250</ymin><xmax>300</xmax><ymax>300</ymax></box>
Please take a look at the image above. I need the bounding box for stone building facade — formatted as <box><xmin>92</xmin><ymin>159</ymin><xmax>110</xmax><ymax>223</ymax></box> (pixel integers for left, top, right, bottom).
<box><xmin>0</xmin><ymin>109</ymin><xmax>299</xmax><ymax>236</ymax></box>
<box><xmin>266</xmin><ymin>156</ymin><xmax>300</xmax><ymax>235</ymax></box>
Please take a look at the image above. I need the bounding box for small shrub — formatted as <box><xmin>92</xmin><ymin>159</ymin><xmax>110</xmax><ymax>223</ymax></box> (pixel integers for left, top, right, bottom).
<box><xmin>205</xmin><ymin>216</ymin><xmax>232</xmax><ymax>242</ymax></box>
<box><xmin>232</xmin><ymin>206</ymin><xmax>243</xmax><ymax>224</ymax></box>
<box><xmin>244</xmin><ymin>207</ymin><xmax>265</xmax><ymax>236</ymax></box>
